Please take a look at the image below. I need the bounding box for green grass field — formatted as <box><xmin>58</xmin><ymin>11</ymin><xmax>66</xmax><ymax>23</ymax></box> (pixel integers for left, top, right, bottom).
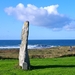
<box><xmin>0</xmin><ymin>57</ymin><xmax>75</xmax><ymax>75</ymax></box>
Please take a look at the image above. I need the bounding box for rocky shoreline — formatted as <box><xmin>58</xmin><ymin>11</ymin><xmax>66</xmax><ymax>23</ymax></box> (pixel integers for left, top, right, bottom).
<box><xmin>0</xmin><ymin>46</ymin><xmax>75</xmax><ymax>59</ymax></box>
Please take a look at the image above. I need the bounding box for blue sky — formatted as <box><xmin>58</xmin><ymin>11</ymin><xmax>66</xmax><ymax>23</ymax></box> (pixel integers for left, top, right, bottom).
<box><xmin>0</xmin><ymin>0</ymin><xmax>75</xmax><ymax>40</ymax></box>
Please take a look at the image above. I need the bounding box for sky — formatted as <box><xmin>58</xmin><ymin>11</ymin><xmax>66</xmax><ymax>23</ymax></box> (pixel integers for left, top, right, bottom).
<box><xmin>0</xmin><ymin>0</ymin><xmax>75</xmax><ymax>40</ymax></box>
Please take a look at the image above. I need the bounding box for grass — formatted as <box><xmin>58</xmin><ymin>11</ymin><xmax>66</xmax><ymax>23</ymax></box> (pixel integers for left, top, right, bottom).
<box><xmin>0</xmin><ymin>46</ymin><xmax>75</xmax><ymax>75</ymax></box>
<box><xmin>0</xmin><ymin>57</ymin><xmax>75</xmax><ymax>75</ymax></box>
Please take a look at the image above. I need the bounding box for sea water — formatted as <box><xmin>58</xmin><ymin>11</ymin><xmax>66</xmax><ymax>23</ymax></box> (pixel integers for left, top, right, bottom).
<box><xmin>0</xmin><ymin>40</ymin><xmax>75</xmax><ymax>49</ymax></box>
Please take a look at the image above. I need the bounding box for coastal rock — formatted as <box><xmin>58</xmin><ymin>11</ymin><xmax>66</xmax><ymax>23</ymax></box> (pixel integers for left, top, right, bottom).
<box><xmin>19</xmin><ymin>21</ymin><xmax>30</xmax><ymax>70</ymax></box>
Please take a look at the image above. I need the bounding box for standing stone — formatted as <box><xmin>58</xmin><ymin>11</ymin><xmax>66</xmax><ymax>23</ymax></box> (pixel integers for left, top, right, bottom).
<box><xmin>19</xmin><ymin>21</ymin><xmax>30</xmax><ymax>70</ymax></box>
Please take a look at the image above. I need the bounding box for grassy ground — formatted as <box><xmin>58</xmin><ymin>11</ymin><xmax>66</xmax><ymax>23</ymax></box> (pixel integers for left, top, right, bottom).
<box><xmin>0</xmin><ymin>57</ymin><xmax>75</xmax><ymax>75</ymax></box>
<box><xmin>0</xmin><ymin>46</ymin><xmax>75</xmax><ymax>75</ymax></box>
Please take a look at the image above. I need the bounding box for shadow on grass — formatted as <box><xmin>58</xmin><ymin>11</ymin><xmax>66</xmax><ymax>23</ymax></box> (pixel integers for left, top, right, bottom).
<box><xmin>0</xmin><ymin>56</ymin><xmax>18</xmax><ymax>60</ymax></box>
<box><xmin>60</xmin><ymin>54</ymin><xmax>75</xmax><ymax>58</ymax></box>
<box><xmin>31</xmin><ymin>65</ymin><xmax>75</xmax><ymax>70</ymax></box>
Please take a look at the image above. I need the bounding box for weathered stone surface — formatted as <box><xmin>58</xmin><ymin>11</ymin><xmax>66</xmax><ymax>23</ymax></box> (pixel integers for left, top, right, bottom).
<box><xmin>19</xmin><ymin>21</ymin><xmax>30</xmax><ymax>70</ymax></box>
<box><xmin>22</xmin><ymin>62</ymin><xmax>28</xmax><ymax>70</ymax></box>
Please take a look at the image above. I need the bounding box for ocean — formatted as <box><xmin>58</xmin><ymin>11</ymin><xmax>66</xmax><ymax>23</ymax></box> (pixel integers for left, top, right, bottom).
<box><xmin>0</xmin><ymin>40</ymin><xmax>75</xmax><ymax>49</ymax></box>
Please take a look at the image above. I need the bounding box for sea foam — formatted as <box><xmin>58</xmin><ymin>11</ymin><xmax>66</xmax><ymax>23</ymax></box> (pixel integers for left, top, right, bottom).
<box><xmin>0</xmin><ymin>44</ymin><xmax>56</xmax><ymax>49</ymax></box>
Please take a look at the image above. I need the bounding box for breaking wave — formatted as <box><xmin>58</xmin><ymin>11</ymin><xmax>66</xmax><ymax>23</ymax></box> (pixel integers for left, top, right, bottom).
<box><xmin>0</xmin><ymin>44</ymin><xmax>56</xmax><ymax>49</ymax></box>
<box><xmin>28</xmin><ymin>44</ymin><xmax>56</xmax><ymax>49</ymax></box>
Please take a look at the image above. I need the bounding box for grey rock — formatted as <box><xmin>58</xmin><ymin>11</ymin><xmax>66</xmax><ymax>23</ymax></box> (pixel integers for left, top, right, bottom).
<box><xmin>22</xmin><ymin>62</ymin><xmax>28</xmax><ymax>70</ymax></box>
<box><xmin>70</xmin><ymin>46</ymin><xmax>73</xmax><ymax>51</ymax></box>
<box><xmin>19</xmin><ymin>21</ymin><xmax>30</xmax><ymax>70</ymax></box>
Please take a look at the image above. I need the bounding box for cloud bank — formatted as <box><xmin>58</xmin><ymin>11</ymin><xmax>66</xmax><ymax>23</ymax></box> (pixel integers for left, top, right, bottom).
<box><xmin>5</xmin><ymin>3</ymin><xmax>75</xmax><ymax>30</ymax></box>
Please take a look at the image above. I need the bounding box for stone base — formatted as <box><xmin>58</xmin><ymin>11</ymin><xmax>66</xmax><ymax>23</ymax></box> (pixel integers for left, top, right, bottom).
<box><xmin>22</xmin><ymin>62</ymin><xmax>30</xmax><ymax>70</ymax></box>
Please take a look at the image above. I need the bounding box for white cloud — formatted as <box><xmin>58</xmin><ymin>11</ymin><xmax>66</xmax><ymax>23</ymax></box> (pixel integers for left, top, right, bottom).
<box><xmin>63</xmin><ymin>21</ymin><xmax>75</xmax><ymax>30</ymax></box>
<box><xmin>5</xmin><ymin>3</ymin><xmax>75</xmax><ymax>30</ymax></box>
